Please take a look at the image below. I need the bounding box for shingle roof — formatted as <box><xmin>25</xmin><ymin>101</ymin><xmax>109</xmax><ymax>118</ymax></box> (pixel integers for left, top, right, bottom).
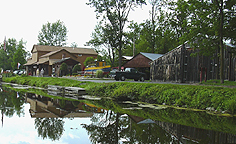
<box><xmin>32</xmin><ymin>45</ymin><xmax>98</xmax><ymax>55</ymax></box>
<box><xmin>140</xmin><ymin>52</ymin><xmax>163</xmax><ymax>61</ymax></box>
<box><xmin>40</xmin><ymin>49</ymin><xmax>77</xmax><ymax>58</ymax></box>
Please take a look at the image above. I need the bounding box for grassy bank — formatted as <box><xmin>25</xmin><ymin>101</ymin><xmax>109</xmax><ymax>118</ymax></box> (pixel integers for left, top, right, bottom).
<box><xmin>2</xmin><ymin>76</ymin><xmax>236</xmax><ymax>114</ymax></box>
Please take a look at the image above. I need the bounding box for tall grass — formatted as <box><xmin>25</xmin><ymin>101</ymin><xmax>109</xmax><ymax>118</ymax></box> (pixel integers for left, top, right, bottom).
<box><xmin>3</xmin><ymin>76</ymin><xmax>90</xmax><ymax>88</ymax></box>
<box><xmin>3</xmin><ymin>76</ymin><xmax>236</xmax><ymax>114</ymax></box>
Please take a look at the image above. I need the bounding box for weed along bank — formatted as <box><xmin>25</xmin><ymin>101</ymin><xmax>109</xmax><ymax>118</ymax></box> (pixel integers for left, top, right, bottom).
<box><xmin>2</xmin><ymin>76</ymin><xmax>236</xmax><ymax>116</ymax></box>
<box><xmin>0</xmin><ymin>85</ymin><xmax>235</xmax><ymax>143</ymax></box>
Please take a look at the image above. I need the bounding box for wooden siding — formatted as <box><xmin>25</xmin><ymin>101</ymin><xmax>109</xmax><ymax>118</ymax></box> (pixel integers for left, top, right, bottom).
<box><xmin>150</xmin><ymin>44</ymin><xmax>236</xmax><ymax>83</ymax></box>
<box><xmin>25</xmin><ymin>45</ymin><xmax>98</xmax><ymax>76</ymax></box>
<box><xmin>124</xmin><ymin>54</ymin><xmax>152</xmax><ymax>68</ymax></box>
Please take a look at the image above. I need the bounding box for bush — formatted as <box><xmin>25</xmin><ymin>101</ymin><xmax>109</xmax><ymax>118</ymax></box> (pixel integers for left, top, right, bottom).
<box><xmin>72</xmin><ymin>64</ymin><xmax>81</xmax><ymax>73</ymax></box>
<box><xmin>95</xmin><ymin>70</ymin><xmax>103</xmax><ymax>78</ymax></box>
<box><xmin>60</xmin><ymin>63</ymin><xmax>68</xmax><ymax>76</ymax></box>
<box><xmin>84</xmin><ymin>57</ymin><xmax>95</xmax><ymax>66</ymax></box>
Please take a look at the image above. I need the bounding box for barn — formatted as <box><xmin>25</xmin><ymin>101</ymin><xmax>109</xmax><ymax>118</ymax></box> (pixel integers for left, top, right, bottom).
<box><xmin>150</xmin><ymin>43</ymin><xmax>236</xmax><ymax>83</ymax></box>
<box><xmin>123</xmin><ymin>52</ymin><xmax>163</xmax><ymax>79</ymax></box>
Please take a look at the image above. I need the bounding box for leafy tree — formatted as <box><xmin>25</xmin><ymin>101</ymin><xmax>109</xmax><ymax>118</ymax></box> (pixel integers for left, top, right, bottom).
<box><xmin>72</xmin><ymin>64</ymin><xmax>81</xmax><ymax>73</ymax></box>
<box><xmin>187</xmin><ymin>0</ymin><xmax>236</xmax><ymax>83</ymax></box>
<box><xmin>0</xmin><ymin>38</ymin><xmax>28</xmax><ymax>70</ymax></box>
<box><xmin>86</xmin><ymin>22</ymin><xmax>117</xmax><ymax>67</ymax></box>
<box><xmin>38</xmin><ymin>20</ymin><xmax>68</xmax><ymax>46</ymax></box>
<box><xmin>123</xmin><ymin>21</ymin><xmax>142</xmax><ymax>56</ymax></box>
<box><xmin>84</xmin><ymin>57</ymin><xmax>95</xmax><ymax>66</ymax></box>
<box><xmin>12</xmin><ymin>40</ymin><xmax>27</xmax><ymax>70</ymax></box>
<box><xmin>87</xmin><ymin>0</ymin><xmax>146</xmax><ymax>70</ymax></box>
<box><xmin>70</xmin><ymin>42</ymin><xmax>78</xmax><ymax>48</ymax></box>
<box><xmin>60</xmin><ymin>62</ymin><xmax>68</xmax><ymax>76</ymax></box>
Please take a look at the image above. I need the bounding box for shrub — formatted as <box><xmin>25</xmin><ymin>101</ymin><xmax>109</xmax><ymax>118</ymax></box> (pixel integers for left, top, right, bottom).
<box><xmin>60</xmin><ymin>63</ymin><xmax>68</xmax><ymax>76</ymax></box>
<box><xmin>95</xmin><ymin>70</ymin><xmax>103</xmax><ymax>78</ymax></box>
<box><xmin>72</xmin><ymin>64</ymin><xmax>81</xmax><ymax>74</ymax></box>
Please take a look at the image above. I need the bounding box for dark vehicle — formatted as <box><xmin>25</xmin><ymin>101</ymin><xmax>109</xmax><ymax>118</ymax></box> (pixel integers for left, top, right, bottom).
<box><xmin>114</xmin><ymin>68</ymin><xmax>146</xmax><ymax>82</ymax></box>
<box><xmin>109</xmin><ymin>69</ymin><xmax>119</xmax><ymax>78</ymax></box>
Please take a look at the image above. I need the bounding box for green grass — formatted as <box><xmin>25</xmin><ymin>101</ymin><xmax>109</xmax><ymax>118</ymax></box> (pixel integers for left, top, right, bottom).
<box><xmin>2</xmin><ymin>76</ymin><xmax>236</xmax><ymax>114</ymax></box>
<box><xmin>2</xmin><ymin>76</ymin><xmax>92</xmax><ymax>88</ymax></box>
<box><xmin>201</xmin><ymin>79</ymin><xmax>236</xmax><ymax>86</ymax></box>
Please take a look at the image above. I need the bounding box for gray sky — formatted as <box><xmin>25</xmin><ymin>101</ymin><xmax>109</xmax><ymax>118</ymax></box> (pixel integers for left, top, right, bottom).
<box><xmin>0</xmin><ymin>0</ymin><xmax>151</xmax><ymax>52</ymax></box>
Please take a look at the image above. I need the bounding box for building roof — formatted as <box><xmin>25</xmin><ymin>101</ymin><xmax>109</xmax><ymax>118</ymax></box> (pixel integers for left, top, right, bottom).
<box><xmin>24</xmin><ymin>60</ymin><xmax>37</xmax><ymax>66</ymax></box>
<box><xmin>140</xmin><ymin>52</ymin><xmax>163</xmax><ymax>61</ymax></box>
<box><xmin>40</xmin><ymin>49</ymin><xmax>77</xmax><ymax>58</ymax></box>
<box><xmin>32</xmin><ymin>45</ymin><xmax>98</xmax><ymax>55</ymax></box>
<box><xmin>53</xmin><ymin>57</ymin><xmax>79</xmax><ymax>64</ymax></box>
<box><xmin>122</xmin><ymin>56</ymin><xmax>133</xmax><ymax>60</ymax></box>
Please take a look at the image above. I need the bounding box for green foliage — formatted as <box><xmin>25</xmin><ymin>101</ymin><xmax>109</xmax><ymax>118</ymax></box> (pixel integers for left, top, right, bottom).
<box><xmin>0</xmin><ymin>38</ymin><xmax>28</xmax><ymax>70</ymax></box>
<box><xmin>3</xmin><ymin>76</ymin><xmax>90</xmax><ymax>88</ymax></box>
<box><xmin>86</xmin><ymin>22</ymin><xmax>117</xmax><ymax>67</ymax></box>
<box><xmin>3</xmin><ymin>76</ymin><xmax>236</xmax><ymax>114</ymax></box>
<box><xmin>201</xmin><ymin>79</ymin><xmax>236</xmax><ymax>86</ymax></box>
<box><xmin>87</xmin><ymin>0</ymin><xmax>146</xmax><ymax>69</ymax></box>
<box><xmin>95</xmin><ymin>70</ymin><xmax>103</xmax><ymax>78</ymax></box>
<box><xmin>38</xmin><ymin>20</ymin><xmax>67</xmax><ymax>46</ymax></box>
<box><xmin>86</xmin><ymin>82</ymin><xmax>236</xmax><ymax>114</ymax></box>
<box><xmin>83</xmin><ymin>57</ymin><xmax>95</xmax><ymax>66</ymax></box>
<box><xmin>72</xmin><ymin>64</ymin><xmax>81</xmax><ymax>73</ymax></box>
<box><xmin>60</xmin><ymin>63</ymin><xmax>68</xmax><ymax>76</ymax></box>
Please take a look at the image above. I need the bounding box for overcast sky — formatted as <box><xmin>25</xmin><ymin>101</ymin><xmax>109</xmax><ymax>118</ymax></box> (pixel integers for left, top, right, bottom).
<box><xmin>0</xmin><ymin>0</ymin><xmax>151</xmax><ymax>52</ymax></box>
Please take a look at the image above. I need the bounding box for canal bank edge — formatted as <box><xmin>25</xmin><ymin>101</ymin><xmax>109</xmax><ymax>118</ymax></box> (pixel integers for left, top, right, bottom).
<box><xmin>2</xmin><ymin>76</ymin><xmax>236</xmax><ymax>115</ymax></box>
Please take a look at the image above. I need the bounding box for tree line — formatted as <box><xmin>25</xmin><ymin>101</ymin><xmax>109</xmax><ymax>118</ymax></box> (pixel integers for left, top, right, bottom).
<box><xmin>86</xmin><ymin>0</ymin><xmax>235</xmax><ymax>83</ymax></box>
<box><xmin>1</xmin><ymin>0</ymin><xmax>235</xmax><ymax>83</ymax></box>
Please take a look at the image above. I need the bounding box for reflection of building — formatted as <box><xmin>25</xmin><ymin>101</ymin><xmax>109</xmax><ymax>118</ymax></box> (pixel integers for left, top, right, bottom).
<box><xmin>25</xmin><ymin>93</ymin><xmax>105</xmax><ymax>118</ymax></box>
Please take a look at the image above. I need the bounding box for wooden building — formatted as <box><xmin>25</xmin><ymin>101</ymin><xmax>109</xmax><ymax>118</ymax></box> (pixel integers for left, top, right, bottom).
<box><xmin>150</xmin><ymin>43</ymin><xmax>236</xmax><ymax>83</ymax></box>
<box><xmin>123</xmin><ymin>52</ymin><xmax>163</xmax><ymax>79</ymax></box>
<box><xmin>24</xmin><ymin>45</ymin><xmax>97</xmax><ymax>76</ymax></box>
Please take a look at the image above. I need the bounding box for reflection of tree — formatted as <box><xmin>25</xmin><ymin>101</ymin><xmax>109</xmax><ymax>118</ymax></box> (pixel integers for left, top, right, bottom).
<box><xmin>0</xmin><ymin>87</ymin><xmax>25</xmax><ymax>126</ymax></box>
<box><xmin>82</xmin><ymin>110</ymin><xmax>129</xmax><ymax>144</ymax></box>
<box><xmin>35</xmin><ymin>118</ymin><xmax>65</xmax><ymax>141</ymax></box>
<box><xmin>122</xmin><ymin>121</ymin><xmax>177</xmax><ymax>144</ymax></box>
<box><xmin>82</xmin><ymin>98</ymin><xmax>181</xmax><ymax>144</ymax></box>
<box><xmin>83</xmin><ymin>110</ymin><xmax>180</xmax><ymax>144</ymax></box>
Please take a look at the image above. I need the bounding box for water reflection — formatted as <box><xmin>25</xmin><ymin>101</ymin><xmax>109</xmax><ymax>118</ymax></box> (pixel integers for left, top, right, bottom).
<box><xmin>0</xmin><ymin>85</ymin><xmax>236</xmax><ymax>143</ymax></box>
<box><xmin>0</xmin><ymin>87</ymin><xmax>25</xmax><ymax>126</ymax></box>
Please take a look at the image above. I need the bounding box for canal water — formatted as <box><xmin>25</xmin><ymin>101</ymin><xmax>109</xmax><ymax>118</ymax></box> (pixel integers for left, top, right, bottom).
<box><xmin>0</xmin><ymin>85</ymin><xmax>235</xmax><ymax>144</ymax></box>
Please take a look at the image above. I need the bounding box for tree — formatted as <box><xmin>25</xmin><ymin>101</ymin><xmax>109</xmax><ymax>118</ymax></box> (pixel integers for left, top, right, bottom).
<box><xmin>72</xmin><ymin>64</ymin><xmax>81</xmax><ymax>73</ymax></box>
<box><xmin>87</xmin><ymin>0</ymin><xmax>146</xmax><ymax>70</ymax></box>
<box><xmin>70</xmin><ymin>42</ymin><xmax>78</xmax><ymax>48</ymax></box>
<box><xmin>12</xmin><ymin>40</ymin><xmax>27</xmax><ymax>70</ymax></box>
<box><xmin>38</xmin><ymin>20</ymin><xmax>68</xmax><ymax>46</ymax></box>
<box><xmin>123</xmin><ymin>0</ymin><xmax>180</xmax><ymax>56</ymax></box>
<box><xmin>187</xmin><ymin>0</ymin><xmax>236</xmax><ymax>83</ymax></box>
<box><xmin>86</xmin><ymin>22</ymin><xmax>117</xmax><ymax>67</ymax></box>
<box><xmin>60</xmin><ymin>63</ymin><xmax>68</xmax><ymax>76</ymax></box>
<box><xmin>84</xmin><ymin>57</ymin><xmax>95</xmax><ymax>67</ymax></box>
<box><xmin>0</xmin><ymin>38</ymin><xmax>28</xmax><ymax>70</ymax></box>
<box><xmin>123</xmin><ymin>21</ymin><xmax>142</xmax><ymax>56</ymax></box>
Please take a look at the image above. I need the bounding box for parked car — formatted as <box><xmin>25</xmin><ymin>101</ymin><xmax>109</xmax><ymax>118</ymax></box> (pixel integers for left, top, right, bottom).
<box><xmin>114</xmin><ymin>68</ymin><xmax>146</xmax><ymax>82</ymax></box>
<box><xmin>13</xmin><ymin>70</ymin><xmax>25</xmax><ymax>75</ymax></box>
<box><xmin>109</xmin><ymin>69</ymin><xmax>119</xmax><ymax>78</ymax></box>
<box><xmin>13</xmin><ymin>70</ymin><xmax>20</xmax><ymax>75</ymax></box>
<box><xmin>18</xmin><ymin>70</ymin><xmax>25</xmax><ymax>75</ymax></box>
